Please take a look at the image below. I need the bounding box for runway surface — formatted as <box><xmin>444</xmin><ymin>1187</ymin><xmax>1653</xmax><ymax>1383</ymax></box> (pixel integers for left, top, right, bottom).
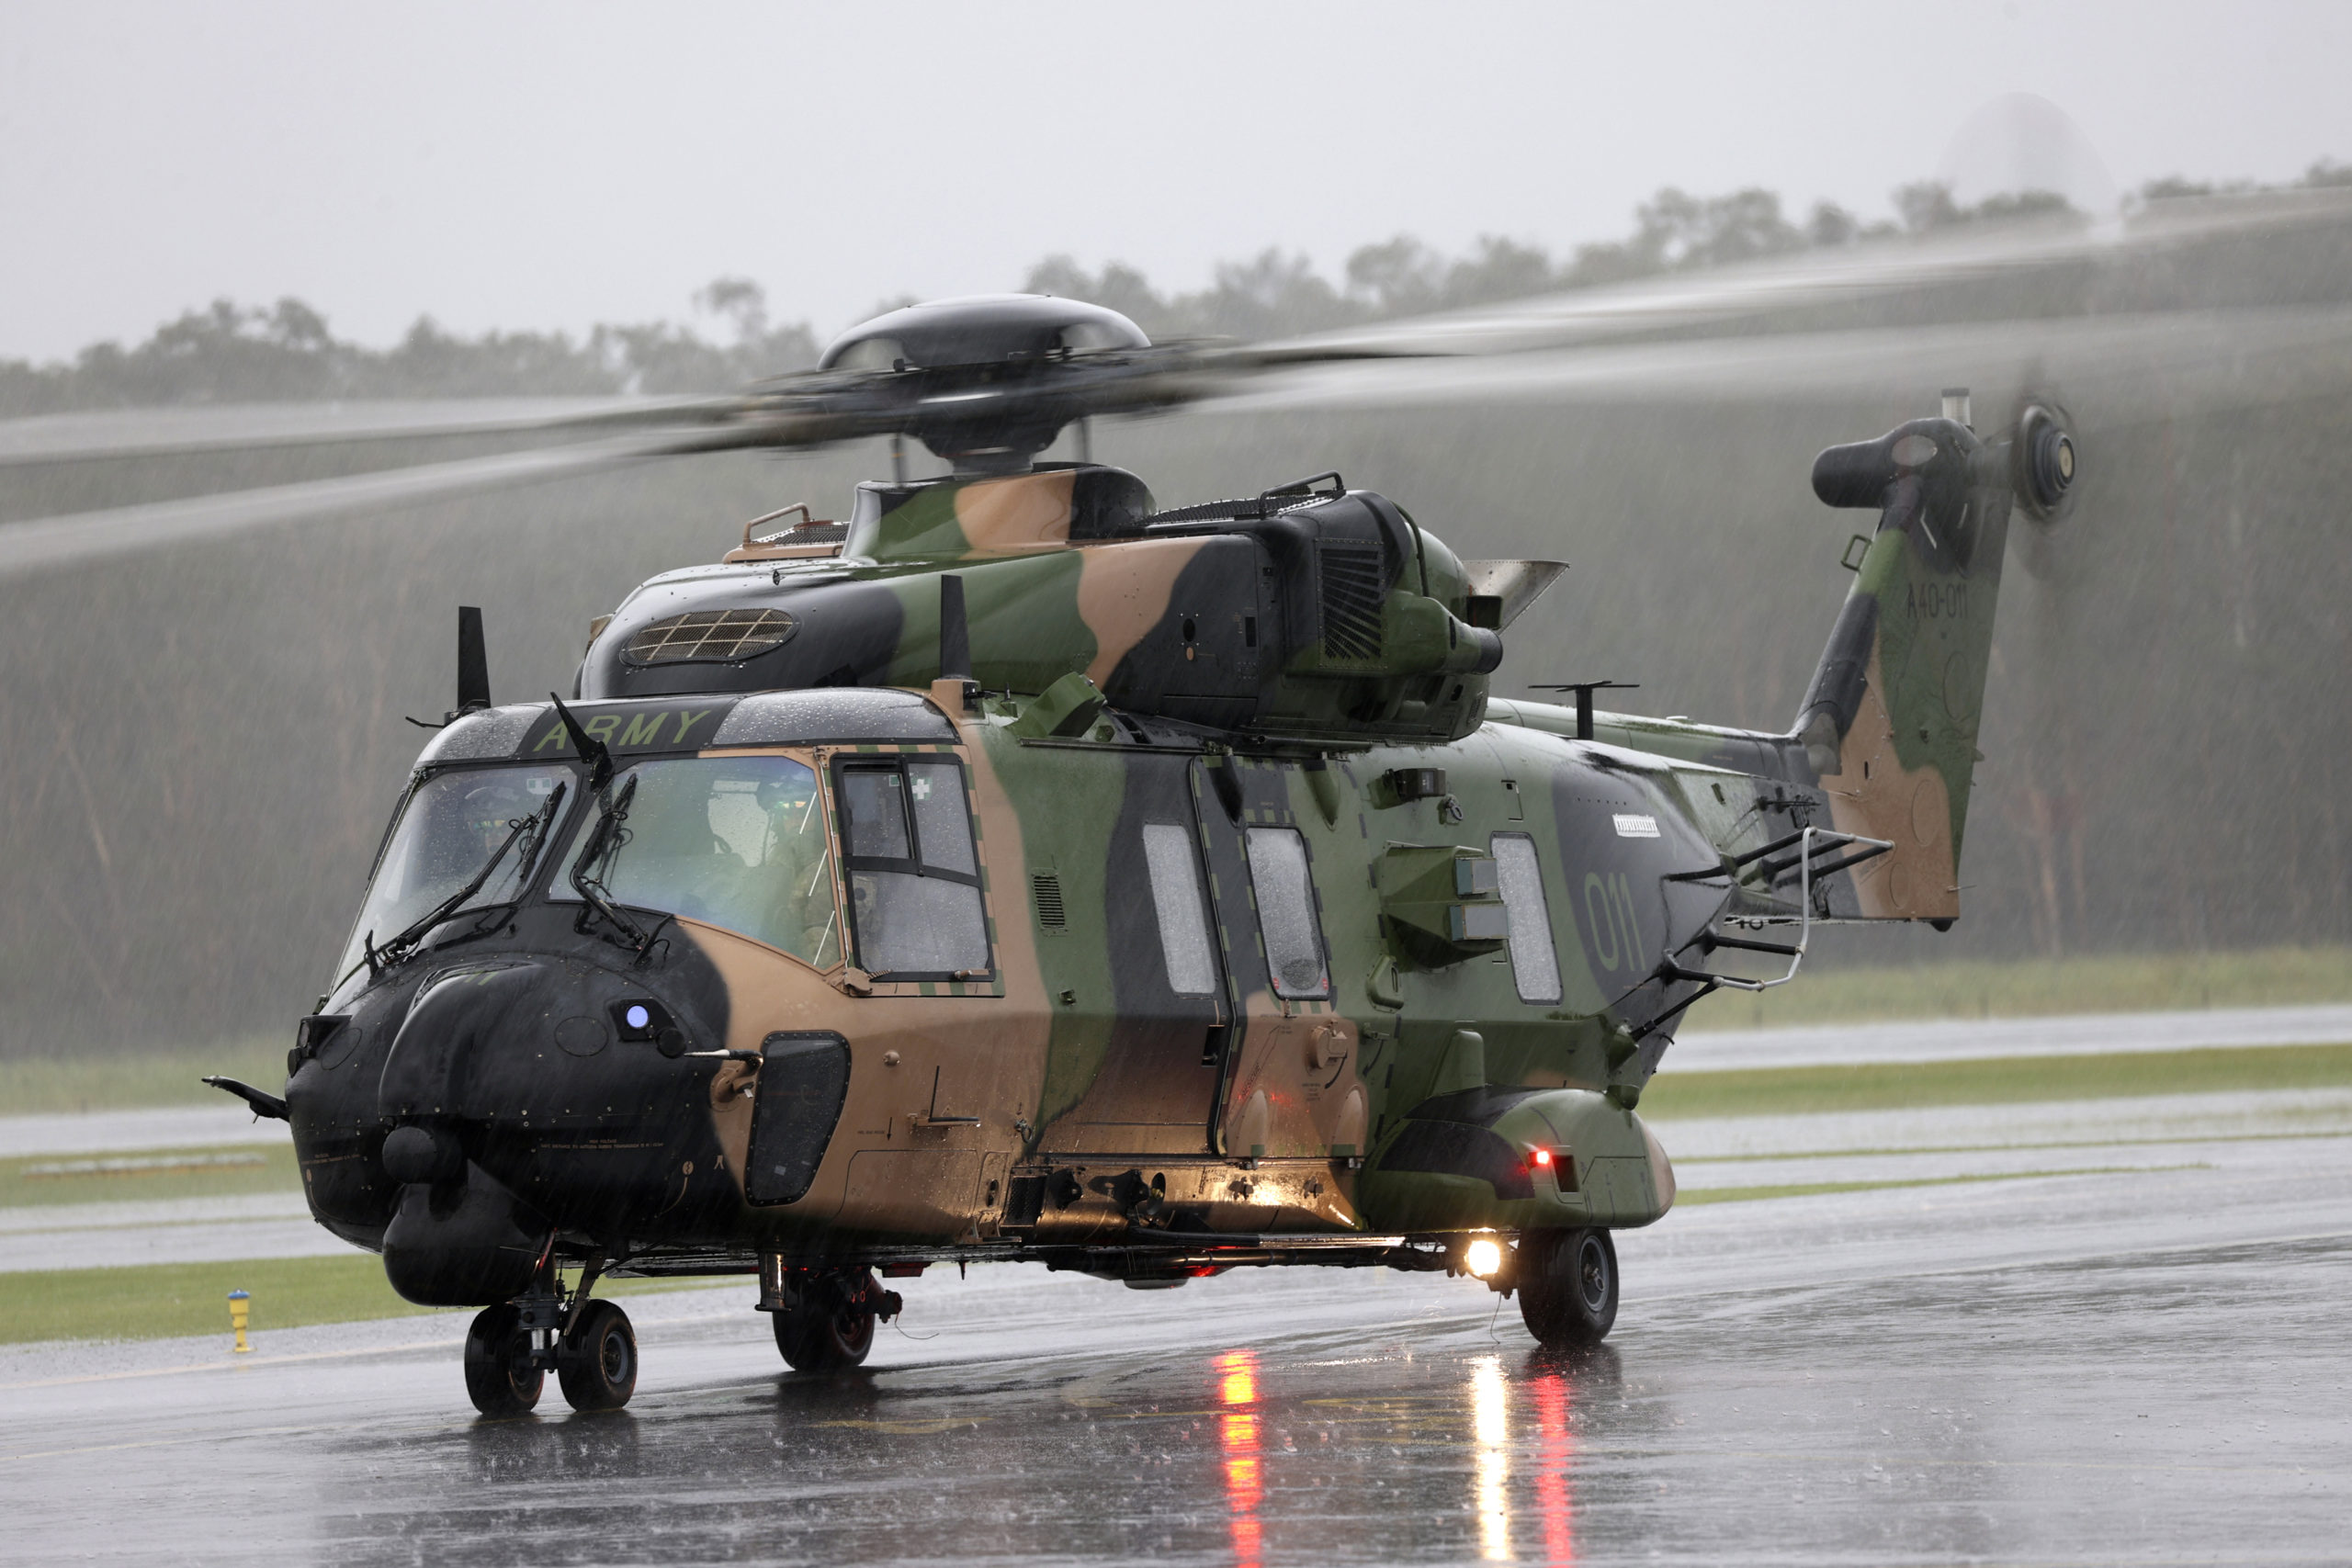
<box><xmin>5</xmin><ymin>1100</ymin><xmax>2347</xmax><ymax>1564</ymax></box>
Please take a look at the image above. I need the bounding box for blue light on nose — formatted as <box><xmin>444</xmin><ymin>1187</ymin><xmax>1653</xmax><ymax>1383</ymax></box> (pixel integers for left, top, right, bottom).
<box><xmin>626</xmin><ymin>1004</ymin><xmax>650</xmax><ymax>1031</ymax></box>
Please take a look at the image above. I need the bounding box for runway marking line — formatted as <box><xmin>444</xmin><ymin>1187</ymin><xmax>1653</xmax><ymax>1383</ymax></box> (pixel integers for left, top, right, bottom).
<box><xmin>1676</xmin><ymin>1163</ymin><xmax>2206</xmax><ymax>1204</ymax></box>
<box><xmin>0</xmin><ymin>1333</ymin><xmax>465</xmax><ymax>1392</ymax></box>
<box><xmin>810</xmin><ymin>1417</ymin><xmax>987</xmax><ymax>1433</ymax></box>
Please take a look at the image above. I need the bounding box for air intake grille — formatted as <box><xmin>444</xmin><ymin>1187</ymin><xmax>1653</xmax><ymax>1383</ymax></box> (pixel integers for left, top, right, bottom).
<box><xmin>1319</xmin><ymin>544</ymin><xmax>1385</xmax><ymax>660</ymax></box>
<box><xmin>1031</xmin><ymin>873</ymin><xmax>1067</xmax><ymax>930</ymax></box>
<box><xmin>624</xmin><ymin>608</ymin><xmax>797</xmax><ymax>666</ymax></box>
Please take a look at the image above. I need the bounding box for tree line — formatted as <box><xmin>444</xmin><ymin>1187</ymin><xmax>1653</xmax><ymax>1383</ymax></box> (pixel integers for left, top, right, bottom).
<box><xmin>5</xmin><ymin>164</ymin><xmax>2345</xmax><ymax>418</ymax></box>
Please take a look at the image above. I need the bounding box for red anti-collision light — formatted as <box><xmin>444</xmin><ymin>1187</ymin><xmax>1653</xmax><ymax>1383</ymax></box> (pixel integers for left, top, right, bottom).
<box><xmin>1531</xmin><ymin>1147</ymin><xmax>1555</xmax><ymax>1169</ymax></box>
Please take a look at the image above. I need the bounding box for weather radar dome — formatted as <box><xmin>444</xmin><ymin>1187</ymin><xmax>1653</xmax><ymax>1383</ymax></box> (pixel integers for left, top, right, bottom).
<box><xmin>820</xmin><ymin>294</ymin><xmax>1149</xmax><ymax>372</ymax></box>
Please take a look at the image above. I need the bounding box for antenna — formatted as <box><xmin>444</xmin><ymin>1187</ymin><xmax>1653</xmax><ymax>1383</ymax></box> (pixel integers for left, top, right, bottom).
<box><xmin>1529</xmin><ymin>680</ymin><xmax>1638</xmax><ymax>740</ymax></box>
<box><xmin>938</xmin><ymin>574</ymin><xmax>971</xmax><ymax>682</ymax></box>
<box><xmin>456</xmin><ymin>606</ymin><xmax>491</xmax><ymax>715</ymax></box>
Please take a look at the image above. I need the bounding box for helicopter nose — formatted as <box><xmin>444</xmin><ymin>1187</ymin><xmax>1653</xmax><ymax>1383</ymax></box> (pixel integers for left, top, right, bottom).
<box><xmin>379</xmin><ymin>961</ymin><xmax>552</xmax><ymax>1122</ymax></box>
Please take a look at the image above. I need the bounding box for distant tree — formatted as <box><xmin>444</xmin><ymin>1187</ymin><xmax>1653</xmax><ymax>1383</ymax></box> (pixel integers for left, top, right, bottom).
<box><xmin>1804</xmin><ymin>200</ymin><xmax>1860</xmax><ymax>248</ymax></box>
<box><xmin>1896</xmin><ymin>180</ymin><xmax>2078</xmax><ymax>232</ymax></box>
<box><xmin>1894</xmin><ymin>180</ymin><xmax>1967</xmax><ymax>233</ymax></box>
<box><xmin>19</xmin><ymin>156</ymin><xmax>2338</xmax><ymax>412</ymax></box>
<box><xmin>1439</xmin><ymin>236</ymin><xmax>1555</xmax><ymax>310</ymax></box>
<box><xmin>1343</xmin><ymin>236</ymin><xmax>1443</xmax><ymax>318</ymax></box>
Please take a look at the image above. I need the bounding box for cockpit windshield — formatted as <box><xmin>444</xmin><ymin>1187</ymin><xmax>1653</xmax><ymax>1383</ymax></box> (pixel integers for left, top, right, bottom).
<box><xmin>336</xmin><ymin>764</ymin><xmax>575</xmax><ymax>983</ymax></box>
<box><xmin>552</xmin><ymin>755</ymin><xmax>842</xmax><ymax>968</ymax></box>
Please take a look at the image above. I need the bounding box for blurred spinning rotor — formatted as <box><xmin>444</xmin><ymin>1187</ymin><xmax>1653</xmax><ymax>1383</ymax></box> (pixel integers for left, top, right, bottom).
<box><xmin>4</xmin><ymin>184</ymin><xmax>2350</xmax><ymax>581</ymax></box>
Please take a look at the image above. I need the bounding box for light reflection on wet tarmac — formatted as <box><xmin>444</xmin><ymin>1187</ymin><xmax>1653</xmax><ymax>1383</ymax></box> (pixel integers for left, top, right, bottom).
<box><xmin>6</xmin><ymin>1138</ymin><xmax>2350</xmax><ymax>1565</ymax></box>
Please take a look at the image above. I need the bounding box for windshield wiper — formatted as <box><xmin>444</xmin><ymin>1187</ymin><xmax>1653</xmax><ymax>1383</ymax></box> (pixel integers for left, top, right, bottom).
<box><xmin>568</xmin><ymin>774</ymin><xmax>667</xmax><ymax>958</ymax></box>
<box><xmin>363</xmin><ymin>780</ymin><xmax>567</xmax><ymax>978</ymax></box>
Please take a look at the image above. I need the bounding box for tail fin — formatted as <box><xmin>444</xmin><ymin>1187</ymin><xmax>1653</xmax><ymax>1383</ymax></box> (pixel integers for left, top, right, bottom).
<box><xmin>1793</xmin><ymin>402</ymin><xmax>2075</xmax><ymax>920</ymax></box>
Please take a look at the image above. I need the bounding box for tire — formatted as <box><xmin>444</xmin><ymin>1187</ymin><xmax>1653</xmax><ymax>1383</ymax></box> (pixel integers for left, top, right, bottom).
<box><xmin>556</xmin><ymin>1299</ymin><xmax>639</xmax><ymax>1412</ymax></box>
<box><xmin>463</xmin><ymin>1303</ymin><xmax>544</xmax><ymax>1417</ymax></box>
<box><xmin>772</xmin><ymin>1272</ymin><xmax>879</xmax><ymax>1372</ymax></box>
<box><xmin>1517</xmin><ymin>1228</ymin><xmax>1619</xmax><ymax>1348</ymax></box>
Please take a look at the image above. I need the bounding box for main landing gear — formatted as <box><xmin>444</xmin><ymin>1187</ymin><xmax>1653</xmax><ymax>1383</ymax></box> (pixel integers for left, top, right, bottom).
<box><xmin>763</xmin><ymin>1264</ymin><xmax>902</xmax><ymax>1372</ymax></box>
<box><xmin>464</xmin><ymin>1258</ymin><xmax>638</xmax><ymax>1417</ymax></box>
<box><xmin>1516</xmin><ymin>1227</ymin><xmax>1619</xmax><ymax>1348</ymax></box>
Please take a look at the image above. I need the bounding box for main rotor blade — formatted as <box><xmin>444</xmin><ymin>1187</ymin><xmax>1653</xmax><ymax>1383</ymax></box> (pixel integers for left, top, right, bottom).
<box><xmin>1210</xmin><ymin>305</ymin><xmax>2352</xmax><ymax>429</ymax></box>
<box><xmin>0</xmin><ymin>395</ymin><xmax>733</xmax><ymax>468</ymax></box>
<box><xmin>0</xmin><ymin>433</ymin><xmax>683</xmax><ymax>580</ymax></box>
<box><xmin>1255</xmin><ymin>188</ymin><xmax>2352</xmax><ymax>363</ymax></box>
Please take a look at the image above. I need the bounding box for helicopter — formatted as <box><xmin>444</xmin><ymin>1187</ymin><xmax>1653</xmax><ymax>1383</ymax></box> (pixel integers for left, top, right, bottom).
<box><xmin>159</xmin><ymin>287</ymin><xmax>2078</xmax><ymax>1417</ymax></box>
<box><xmin>14</xmin><ymin>188</ymin><xmax>2346</xmax><ymax>1417</ymax></box>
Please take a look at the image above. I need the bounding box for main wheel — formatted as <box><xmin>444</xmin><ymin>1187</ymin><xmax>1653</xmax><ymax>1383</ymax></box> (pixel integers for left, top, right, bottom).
<box><xmin>556</xmin><ymin>1299</ymin><xmax>639</xmax><ymax>1412</ymax></box>
<box><xmin>463</xmin><ymin>1303</ymin><xmax>544</xmax><ymax>1417</ymax></box>
<box><xmin>1517</xmin><ymin>1228</ymin><xmax>1619</xmax><ymax>1348</ymax></box>
<box><xmin>772</xmin><ymin>1271</ymin><xmax>879</xmax><ymax>1372</ymax></box>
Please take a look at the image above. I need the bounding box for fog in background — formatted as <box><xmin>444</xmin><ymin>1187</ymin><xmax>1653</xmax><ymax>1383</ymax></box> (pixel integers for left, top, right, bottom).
<box><xmin>4</xmin><ymin>1</ymin><xmax>2351</xmax><ymax>359</ymax></box>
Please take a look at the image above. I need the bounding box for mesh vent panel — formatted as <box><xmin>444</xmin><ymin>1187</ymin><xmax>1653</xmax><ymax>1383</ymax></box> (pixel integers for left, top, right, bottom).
<box><xmin>624</xmin><ymin>608</ymin><xmax>797</xmax><ymax>666</ymax></box>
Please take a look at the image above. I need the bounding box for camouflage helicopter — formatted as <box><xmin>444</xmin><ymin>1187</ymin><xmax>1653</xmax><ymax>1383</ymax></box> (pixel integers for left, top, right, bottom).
<box><xmin>162</xmin><ymin>288</ymin><xmax>2079</xmax><ymax>1417</ymax></box>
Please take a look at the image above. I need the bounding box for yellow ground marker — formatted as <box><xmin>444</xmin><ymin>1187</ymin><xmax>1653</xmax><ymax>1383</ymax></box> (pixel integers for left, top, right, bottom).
<box><xmin>227</xmin><ymin>1290</ymin><xmax>250</xmax><ymax>1354</ymax></box>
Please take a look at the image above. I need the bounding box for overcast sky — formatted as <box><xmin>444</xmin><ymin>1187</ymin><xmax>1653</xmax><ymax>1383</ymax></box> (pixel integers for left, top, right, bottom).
<box><xmin>2</xmin><ymin>0</ymin><xmax>2346</xmax><ymax>362</ymax></box>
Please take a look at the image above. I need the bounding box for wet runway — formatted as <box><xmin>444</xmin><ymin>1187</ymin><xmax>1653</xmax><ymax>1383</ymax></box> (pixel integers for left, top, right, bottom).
<box><xmin>6</xmin><ymin>1114</ymin><xmax>2347</xmax><ymax>1565</ymax></box>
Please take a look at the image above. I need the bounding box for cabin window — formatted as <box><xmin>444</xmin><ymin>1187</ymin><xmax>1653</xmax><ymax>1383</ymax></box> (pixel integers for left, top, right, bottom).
<box><xmin>550</xmin><ymin>756</ymin><xmax>842</xmax><ymax>968</ymax></box>
<box><xmin>1142</xmin><ymin>822</ymin><xmax>1217</xmax><ymax>996</ymax></box>
<box><xmin>1491</xmin><ymin>832</ymin><xmax>1563</xmax><ymax>1003</ymax></box>
<box><xmin>832</xmin><ymin>757</ymin><xmax>991</xmax><ymax>980</ymax></box>
<box><xmin>1243</xmin><ymin>827</ymin><xmax>1329</xmax><ymax>999</ymax></box>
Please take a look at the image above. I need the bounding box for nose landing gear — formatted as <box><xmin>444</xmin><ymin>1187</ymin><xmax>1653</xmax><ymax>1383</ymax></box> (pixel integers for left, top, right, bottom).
<box><xmin>463</xmin><ymin>1250</ymin><xmax>638</xmax><ymax>1416</ymax></box>
<box><xmin>462</xmin><ymin>1303</ymin><xmax>543</xmax><ymax>1417</ymax></box>
<box><xmin>556</xmin><ymin>1298</ymin><xmax>639</xmax><ymax>1410</ymax></box>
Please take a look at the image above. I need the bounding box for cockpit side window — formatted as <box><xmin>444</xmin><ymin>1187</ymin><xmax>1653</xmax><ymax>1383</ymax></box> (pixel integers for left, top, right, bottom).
<box><xmin>832</xmin><ymin>756</ymin><xmax>992</xmax><ymax>980</ymax></box>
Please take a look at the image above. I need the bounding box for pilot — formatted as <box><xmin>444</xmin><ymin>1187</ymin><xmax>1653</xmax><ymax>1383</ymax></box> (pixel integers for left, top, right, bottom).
<box><xmin>758</xmin><ymin>764</ymin><xmax>839</xmax><ymax>964</ymax></box>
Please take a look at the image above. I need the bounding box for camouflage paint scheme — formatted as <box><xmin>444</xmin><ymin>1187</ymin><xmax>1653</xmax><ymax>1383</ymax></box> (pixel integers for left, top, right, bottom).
<box><xmin>284</xmin><ymin>445</ymin><xmax>2013</xmax><ymax>1296</ymax></box>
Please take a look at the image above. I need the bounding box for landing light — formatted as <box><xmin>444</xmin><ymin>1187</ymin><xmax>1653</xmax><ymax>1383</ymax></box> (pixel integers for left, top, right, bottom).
<box><xmin>626</xmin><ymin>1004</ymin><xmax>650</xmax><ymax>1031</ymax></box>
<box><xmin>1464</xmin><ymin>1238</ymin><xmax>1504</xmax><ymax>1279</ymax></box>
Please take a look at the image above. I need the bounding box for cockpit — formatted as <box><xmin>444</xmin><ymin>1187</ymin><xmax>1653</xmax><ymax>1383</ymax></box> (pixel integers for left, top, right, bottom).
<box><xmin>333</xmin><ymin>689</ymin><xmax>990</xmax><ymax>997</ymax></box>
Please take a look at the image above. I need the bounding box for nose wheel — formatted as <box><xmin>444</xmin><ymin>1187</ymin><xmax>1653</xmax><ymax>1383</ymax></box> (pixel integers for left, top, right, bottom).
<box><xmin>556</xmin><ymin>1299</ymin><xmax>639</xmax><ymax>1411</ymax></box>
<box><xmin>463</xmin><ymin>1258</ymin><xmax>639</xmax><ymax>1416</ymax></box>
<box><xmin>463</xmin><ymin>1303</ymin><xmax>544</xmax><ymax>1417</ymax></box>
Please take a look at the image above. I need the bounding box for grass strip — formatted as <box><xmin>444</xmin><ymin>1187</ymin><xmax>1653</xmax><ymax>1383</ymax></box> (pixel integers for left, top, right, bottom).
<box><xmin>0</xmin><ymin>1254</ymin><xmax>442</xmax><ymax>1346</ymax></box>
<box><xmin>0</xmin><ymin>1037</ymin><xmax>289</xmax><ymax>1116</ymax></box>
<box><xmin>1677</xmin><ymin>1164</ymin><xmax>2203</xmax><ymax>1206</ymax></box>
<box><xmin>1640</xmin><ymin>1043</ymin><xmax>2352</xmax><ymax>1121</ymax></box>
<box><xmin>0</xmin><ymin>1253</ymin><xmax>743</xmax><ymax>1347</ymax></box>
<box><xmin>1681</xmin><ymin>943</ymin><xmax>2352</xmax><ymax>1032</ymax></box>
<box><xmin>1673</xmin><ymin>1126</ymin><xmax>2352</xmax><ymax>1164</ymax></box>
